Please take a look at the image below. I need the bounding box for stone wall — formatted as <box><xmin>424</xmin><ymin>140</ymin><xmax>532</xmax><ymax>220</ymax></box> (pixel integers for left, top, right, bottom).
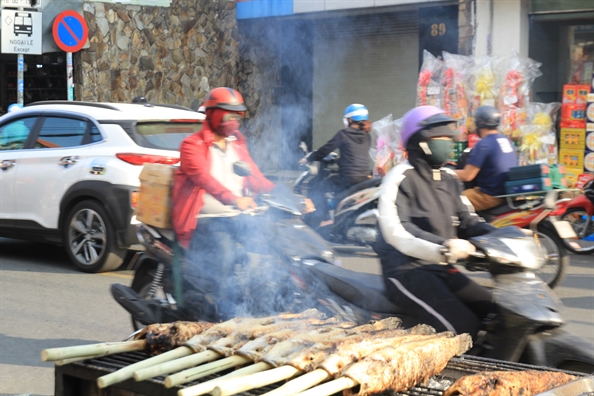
<box><xmin>458</xmin><ymin>0</ymin><xmax>475</xmax><ymax>55</ymax></box>
<box><xmin>77</xmin><ymin>0</ymin><xmax>240</xmax><ymax>109</ymax></box>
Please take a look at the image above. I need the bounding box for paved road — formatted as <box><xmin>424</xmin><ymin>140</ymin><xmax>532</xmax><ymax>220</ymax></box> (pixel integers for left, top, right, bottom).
<box><xmin>0</xmin><ymin>239</ymin><xmax>593</xmax><ymax>396</ymax></box>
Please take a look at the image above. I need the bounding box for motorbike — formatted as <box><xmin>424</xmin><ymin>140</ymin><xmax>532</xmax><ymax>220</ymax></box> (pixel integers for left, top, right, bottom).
<box><xmin>560</xmin><ymin>179</ymin><xmax>594</xmax><ymax>255</ymax></box>
<box><xmin>294</xmin><ymin>144</ymin><xmax>381</xmax><ymax>246</ymax></box>
<box><xmin>113</xmin><ymin>199</ymin><xmax>594</xmax><ymax>373</ymax></box>
<box><xmin>112</xmin><ymin>161</ymin><xmax>339</xmax><ymax>330</ymax></box>
<box><xmin>453</xmin><ymin>149</ymin><xmax>575</xmax><ymax>289</ymax></box>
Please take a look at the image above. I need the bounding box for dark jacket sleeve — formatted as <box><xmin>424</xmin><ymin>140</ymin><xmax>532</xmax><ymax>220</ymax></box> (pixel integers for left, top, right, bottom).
<box><xmin>378</xmin><ymin>165</ymin><xmax>447</xmax><ymax>263</ymax></box>
<box><xmin>310</xmin><ymin>131</ymin><xmax>344</xmax><ymax>161</ymax></box>
<box><xmin>450</xmin><ymin>173</ymin><xmax>496</xmax><ymax>237</ymax></box>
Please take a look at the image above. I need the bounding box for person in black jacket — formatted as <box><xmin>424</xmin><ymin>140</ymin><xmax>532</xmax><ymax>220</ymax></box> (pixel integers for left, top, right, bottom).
<box><xmin>376</xmin><ymin>105</ymin><xmax>496</xmax><ymax>341</ymax></box>
<box><xmin>301</xmin><ymin>103</ymin><xmax>372</xmax><ymax>226</ymax></box>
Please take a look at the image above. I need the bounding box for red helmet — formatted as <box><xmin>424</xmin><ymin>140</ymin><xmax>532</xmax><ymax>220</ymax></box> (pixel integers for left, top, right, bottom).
<box><xmin>202</xmin><ymin>87</ymin><xmax>247</xmax><ymax>112</ymax></box>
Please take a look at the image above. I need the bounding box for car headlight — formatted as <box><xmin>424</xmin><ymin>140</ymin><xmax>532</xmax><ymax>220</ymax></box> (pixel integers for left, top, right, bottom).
<box><xmin>499</xmin><ymin>238</ymin><xmax>545</xmax><ymax>270</ymax></box>
<box><xmin>321</xmin><ymin>250</ymin><xmax>335</xmax><ymax>263</ymax></box>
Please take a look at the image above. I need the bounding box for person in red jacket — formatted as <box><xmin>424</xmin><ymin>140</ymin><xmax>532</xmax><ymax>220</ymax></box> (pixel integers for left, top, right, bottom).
<box><xmin>171</xmin><ymin>87</ymin><xmax>275</xmax><ymax>319</ymax></box>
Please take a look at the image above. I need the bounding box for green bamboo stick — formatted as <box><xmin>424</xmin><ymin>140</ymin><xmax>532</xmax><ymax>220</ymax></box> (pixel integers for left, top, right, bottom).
<box><xmin>212</xmin><ymin>365</ymin><xmax>303</xmax><ymax>396</ymax></box>
<box><xmin>97</xmin><ymin>346</ymin><xmax>193</xmax><ymax>388</ymax></box>
<box><xmin>262</xmin><ymin>368</ymin><xmax>331</xmax><ymax>396</ymax></box>
<box><xmin>164</xmin><ymin>355</ymin><xmax>251</xmax><ymax>388</ymax></box>
<box><xmin>178</xmin><ymin>362</ymin><xmax>272</xmax><ymax>396</ymax></box>
<box><xmin>41</xmin><ymin>340</ymin><xmax>146</xmax><ymax>361</ymax></box>
<box><xmin>133</xmin><ymin>350</ymin><xmax>221</xmax><ymax>382</ymax></box>
<box><xmin>294</xmin><ymin>377</ymin><xmax>357</xmax><ymax>396</ymax></box>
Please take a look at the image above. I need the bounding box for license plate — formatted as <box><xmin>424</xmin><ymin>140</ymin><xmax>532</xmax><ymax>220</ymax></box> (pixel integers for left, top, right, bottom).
<box><xmin>552</xmin><ymin>220</ymin><xmax>578</xmax><ymax>239</ymax></box>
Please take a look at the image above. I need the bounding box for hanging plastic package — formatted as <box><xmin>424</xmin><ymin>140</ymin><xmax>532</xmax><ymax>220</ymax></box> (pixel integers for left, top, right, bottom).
<box><xmin>497</xmin><ymin>50</ymin><xmax>542</xmax><ymax>141</ymax></box>
<box><xmin>442</xmin><ymin>52</ymin><xmax>473</xmax><ymax>142</ymax></box>
<box><xmin>417</xmin><ymin>50</ymin><xmax>444</xmax><ymax>108</ymax></box>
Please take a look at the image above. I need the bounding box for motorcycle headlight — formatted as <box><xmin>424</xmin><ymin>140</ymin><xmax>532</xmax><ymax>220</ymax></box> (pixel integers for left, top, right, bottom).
<box><xmin>499</xmin><ymin>238</ymin><xmax>545</xmax><ymax>270</ymax></box>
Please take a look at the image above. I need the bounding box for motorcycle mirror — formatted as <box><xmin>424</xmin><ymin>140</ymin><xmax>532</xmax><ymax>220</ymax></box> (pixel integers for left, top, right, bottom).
<box><xmin>299</xmin><ymin>141</ymin><xmax>308</xmax><ymax>154</ymax></box>
<box><xmin>233</xmin><ymin>161</ymin><xmax>252</xmax><ymax>177</ymax></box>
<box><xmin>543</xmin><ymin>190</ymin><xmax>558</xmax><ymax>210</ymax></box>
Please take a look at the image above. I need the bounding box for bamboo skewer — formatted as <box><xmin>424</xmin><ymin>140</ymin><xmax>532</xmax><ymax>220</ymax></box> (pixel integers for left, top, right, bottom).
<box><xmin>178</xmin><ymin>361</ymin><xmax>273</xmax><ymax>396</ymax></box>
<box><xmin>133</xmin><ymin>350</ymin><xmax>221</xmax><ymax>382</ymax></box>
<box><xmin>262</xmin><ymin>368</ymin><xmax>331</xmax><ymax>396</ymax></box>
<box><xmin>41</xmin><ymin>340</ymin><xmax>146</xmax><ymax>362</ymax></box>
<box><xmin>294</xmin><ymin>376</ymin><xmax>358</xmax><ymax>396</ymax></box>
<box><xmin>164</xmin><ymin>355</ymin><xmax>251</xmax><ymax>388</ymax></box>
<box><xmin>97</xmin><ymin>346</ymin><xmax>193</xmax><ymax>389</ymax></box>
<box><xmin>55</xmin><ymin>355</ymin><xmax>109</xmax><ymax>366</ymax></box>
<box><xmin>212</xmin><ymin>365</ymin><xmax>303</xmax><ymax>396</ymax></box>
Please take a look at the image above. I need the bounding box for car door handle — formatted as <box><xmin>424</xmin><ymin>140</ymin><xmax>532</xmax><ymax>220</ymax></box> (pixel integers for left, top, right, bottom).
<box><xmin>59</xmin><ymin>156</ymin><xmax>79</xmax><ymax>168</ymax></box>
<box><xmin>1</xmin><ymin>160</ymin><xmax>16</xmax><ymax>171</ymax></box>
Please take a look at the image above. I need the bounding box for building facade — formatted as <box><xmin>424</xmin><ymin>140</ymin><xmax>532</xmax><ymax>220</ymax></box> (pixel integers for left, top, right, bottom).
<box><xmin>1</xmin><ymin>0</ymin><xmax>591</xmax><ymax>169</ymax></box>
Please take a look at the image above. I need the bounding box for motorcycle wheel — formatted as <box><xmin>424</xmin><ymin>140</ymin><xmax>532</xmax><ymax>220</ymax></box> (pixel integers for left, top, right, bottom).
<box><xmin>561</xmin><ymin>208</ymin><xmax>594</xmax><ymax>255</ymax></box>
<box><xmin>534</xmin><ymin>225</ymin><xmax>569</xmax><ymax>289</ymax></box>
<box><xmin>130</xmin><ymin>263</ymin><xmax>165</xmax><ymax>331</ymax></box>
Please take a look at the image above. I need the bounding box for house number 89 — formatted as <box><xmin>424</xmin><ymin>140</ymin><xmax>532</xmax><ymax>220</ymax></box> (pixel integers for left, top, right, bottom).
<box><xmin>431</xmin><ymin>23</ymin><xmax>447</xmax><ymax>36</ymax></box>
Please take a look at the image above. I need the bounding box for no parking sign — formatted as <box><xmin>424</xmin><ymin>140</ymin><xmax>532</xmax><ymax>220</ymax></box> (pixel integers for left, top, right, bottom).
<box><xmin>52</xmin><ymin>10</ymin><xmax>88</xmax><ymax>52</ymax></box>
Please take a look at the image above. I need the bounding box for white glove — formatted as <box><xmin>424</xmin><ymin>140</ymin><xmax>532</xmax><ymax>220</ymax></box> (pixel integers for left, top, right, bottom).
<box><xmin>443</xmin><ymin>239</ymin><xmax>476</xmax><ymax>264</ymax></box>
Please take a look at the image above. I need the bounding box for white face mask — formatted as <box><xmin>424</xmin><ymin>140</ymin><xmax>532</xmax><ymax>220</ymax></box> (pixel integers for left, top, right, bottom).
<box><xmin>343</xmin><ymin>118</ymin><xmax>349</xmax><ymax>128</ymax></box>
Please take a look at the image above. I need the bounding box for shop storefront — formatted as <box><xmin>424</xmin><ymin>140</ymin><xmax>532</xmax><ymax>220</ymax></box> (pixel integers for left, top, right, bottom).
<box><xmin>528</xmin><ymin>0</ymin><xmax>594</xmax><ymax>178</ymax></box>
<box><xmin>236</xmin><ymin>0</ymin><xmax>458</xmax><ymax>167</ymax></box>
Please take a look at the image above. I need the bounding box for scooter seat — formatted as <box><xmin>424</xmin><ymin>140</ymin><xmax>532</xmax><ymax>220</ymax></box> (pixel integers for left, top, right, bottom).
<box><xmin>334</xmin><ymin>178</ymin><xmax>382</xmax><ymax>204</ymax></box>
<box><xmin>310</xmin><ymin>262</ymin><xmax>405</xmax><ymax>314</ymax></box>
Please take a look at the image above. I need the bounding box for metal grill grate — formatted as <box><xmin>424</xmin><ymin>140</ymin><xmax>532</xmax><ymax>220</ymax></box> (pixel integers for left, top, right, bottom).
<box><xmin>74</xmin><ymin>353</ymin><xmax>585</xmax><ymax>396</ymax></box>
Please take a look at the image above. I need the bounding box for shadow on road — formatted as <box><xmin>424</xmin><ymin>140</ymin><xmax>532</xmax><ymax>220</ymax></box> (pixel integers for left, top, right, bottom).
<box><xmin>0</xmin><ymin>238</ymin><xmax>135</xmax><ymax>274</ymax></box>
<box><xmin>0</xmin><ymin>334</ymin><xmax>110</xmax><ymax>368</ymax></box>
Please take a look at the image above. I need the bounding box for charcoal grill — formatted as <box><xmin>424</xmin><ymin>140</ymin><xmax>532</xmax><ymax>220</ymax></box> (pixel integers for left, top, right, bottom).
<box><xmin>55</xmin><ymin>352</ymin><xmax>585</xmax><ymax>396</ymax></box>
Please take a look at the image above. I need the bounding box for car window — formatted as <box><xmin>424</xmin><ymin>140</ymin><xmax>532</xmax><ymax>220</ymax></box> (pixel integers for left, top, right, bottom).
<box><xmin>34</xmin><ymin>117</ymin><xmax>88</xmax><ymax>149</ymax></box>
<box><xmin>0</xmin><ymin>117</ymin><xmax>37</xmax><ymax>150</ymax></box>
<box><xmin>89</xmin><ymin>124</ymin><xmax>102</xmax><ymax>143</ymax></box>
<box><xmin>134</xmin><ymin>122</ymin><xmax>202</xmax><ymax>150</ymax></box>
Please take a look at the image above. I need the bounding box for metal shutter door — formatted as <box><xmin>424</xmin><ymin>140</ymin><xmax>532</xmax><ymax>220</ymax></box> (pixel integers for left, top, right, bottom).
<box><xmin>312</xmin><ymin>11</ymin><xmax>419</xmax><ymax>148</ymax></box>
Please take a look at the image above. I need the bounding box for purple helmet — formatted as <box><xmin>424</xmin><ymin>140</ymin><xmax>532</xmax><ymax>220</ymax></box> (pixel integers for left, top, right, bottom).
<box><xmin>400</xmin><ymin>106</ymin><xmax>455</xmax><ymax>148</ymax></box>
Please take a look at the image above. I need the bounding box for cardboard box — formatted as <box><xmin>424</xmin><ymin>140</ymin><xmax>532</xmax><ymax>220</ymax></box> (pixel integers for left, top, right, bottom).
<box><xmin>558</xmin><ymin>149</ymin><xmax>585</xmax><ymax>169</ymax></box>
<box><xmin>562</xmin><ymin>84</ymin><xmax>590</xmax><ymax>105</ymax></box>
<box><xmin>137</xmin><ymin>163</ymin><xmax>175</xmax><ymax>228</ymax></box>
<box><xmin>559</xmin><ymin>126</ymin><xmax>586</xmax><ymax>149</ymax></box>
<box><xmin>561</xmin><ymin>103</ymin><xmax>586</xmax><ymax>123</ymax></box>
<box><xmin>564</xmin><ymin>167</ymin><xmax>583</xmax><ymax>188</ymax></box>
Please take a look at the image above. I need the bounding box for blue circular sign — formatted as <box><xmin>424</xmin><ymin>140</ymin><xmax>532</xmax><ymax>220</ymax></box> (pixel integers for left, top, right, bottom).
<box><xmin>52</xmin><ymin>10</ymin><xmax>88</xmax><ymax>52</ymax></box>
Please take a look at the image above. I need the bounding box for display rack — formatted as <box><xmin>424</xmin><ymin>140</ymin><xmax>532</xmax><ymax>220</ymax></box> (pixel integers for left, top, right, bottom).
<box><xmin>3</xmin><ymin>59</ymin><xmax>67</xmax><ymax>106</ymax></box>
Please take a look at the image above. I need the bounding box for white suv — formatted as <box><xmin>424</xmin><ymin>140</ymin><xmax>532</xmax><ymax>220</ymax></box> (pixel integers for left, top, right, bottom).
<box><xmin>0</xmin><ymin>101</ymin><xmax>205</xmax><ymax>272</ymax></box>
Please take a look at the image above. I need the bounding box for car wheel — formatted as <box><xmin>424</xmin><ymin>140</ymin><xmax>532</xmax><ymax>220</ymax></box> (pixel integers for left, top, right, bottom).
<box><xmin>63</xmin><ymin>200</ymin><xmax>126</xmax><ymax>273</ymax></box>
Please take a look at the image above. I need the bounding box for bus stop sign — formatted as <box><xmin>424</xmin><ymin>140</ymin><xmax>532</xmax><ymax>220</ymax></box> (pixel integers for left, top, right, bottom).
<box><xmin>52</xmin><ymin>10</ymin><xmax>88</xmax><ymax>52</ymax></box>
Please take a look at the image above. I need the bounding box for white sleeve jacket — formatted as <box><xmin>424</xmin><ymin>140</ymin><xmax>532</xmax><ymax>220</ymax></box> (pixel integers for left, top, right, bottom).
<box><xmin>377</xmin><ymin>162</ymin><xmax>493</xmax><ymax>277</ymax></box>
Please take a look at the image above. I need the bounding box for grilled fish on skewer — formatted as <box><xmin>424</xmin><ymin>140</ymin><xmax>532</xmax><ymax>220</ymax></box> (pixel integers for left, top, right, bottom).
<box><xmin>184</xmin><ymin>309</ymin><xmax>325</xmax><ymax>352</ymax></box>
<box><xmin>341</xmin><ymin>333</ymin><xmax>472</xmax><ymax>396</ymax></box>
<box><xmin>287</xmin><ymin>322</ymin><xmax>419</xmax><ymax>372</ymax></box>
<box><xmin>134</xmin><ymin>321</ymin><xmax>214</xmax><ymax>355</ymax></box>
<box><xmin>263</xmin><ymin>325</ymin><xmax>437</xmax><ymax>396</ymax></box>
<box><xmin>319</xmin><ymin>324</ymin><xmax>435</xmax><ymax>374</ymax></box>
<box><xmin>234</xmin><ymin>318</ymin><xmax>401</xmax><ymax>361</ymax></box>
<box><xmin>208</xmin><ymin>317</ymin><xmax>351</xmax><ymax>356</ymax></box>
<box><xmin>443</xmin><ymin>370</ymin><xmax>577</xmax><ymax>396</ymax></box>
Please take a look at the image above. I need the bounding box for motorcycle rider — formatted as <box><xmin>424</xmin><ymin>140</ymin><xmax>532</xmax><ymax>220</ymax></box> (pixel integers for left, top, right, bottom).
<box><xmin>376</xmin><ymin>106</ymin><xmax>497</xmax><ymax>341</ymax></box>
<box><xmin>171</xmin><ymin>87</ymin><xmax>275</xmax><ymax>320</ymax></box>
<box><xmin>454</xmin><ymin>105</ymin><xmax>518</xmax><ymax>211</ymax></box>
<box><xmin>300</xmin><ymin>104</ymin><xmax>372</xmax><ymax>227</ymax></box>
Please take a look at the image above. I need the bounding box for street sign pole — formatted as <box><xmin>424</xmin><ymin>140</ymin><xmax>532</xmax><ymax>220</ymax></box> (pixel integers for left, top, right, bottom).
<box><xmin>17</xmin><ymin>6</ymin><xmax>24</xmax><ymax>107</ymax></box>
<box><xmin>53</xmin><ymin>10</ymin><xmax>89</xmax><ymax>102</ymax></box>
<box><xmin>67</xmin><ymin>52</ymin><xmax>73</xmax><ymax>101</ymax></box>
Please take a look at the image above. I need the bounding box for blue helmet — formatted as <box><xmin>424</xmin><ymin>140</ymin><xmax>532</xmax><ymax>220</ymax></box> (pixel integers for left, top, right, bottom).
<box><xmin>343</xmin><ymin>104</ymin><xmax>368</xmax><ymax>122</ymax></box>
